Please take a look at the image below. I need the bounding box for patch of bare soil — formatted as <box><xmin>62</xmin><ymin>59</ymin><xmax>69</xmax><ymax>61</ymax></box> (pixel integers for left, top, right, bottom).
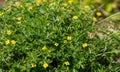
<box><xmin>95</xmin><ymin>20</ymin><xmax>120</xmax><ymax>39</ymax></box>
<box><xmin>0</xmin><ymin>0</ymin><xmax>5</xmax><ymax>6</ymax></box>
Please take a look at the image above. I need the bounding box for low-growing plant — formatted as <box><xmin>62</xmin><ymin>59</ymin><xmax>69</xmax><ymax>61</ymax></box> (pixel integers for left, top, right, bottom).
<box><xmin>0</xmin><ymin>0</ymin><xmax>120</xmax><ymax>72</ymax></box>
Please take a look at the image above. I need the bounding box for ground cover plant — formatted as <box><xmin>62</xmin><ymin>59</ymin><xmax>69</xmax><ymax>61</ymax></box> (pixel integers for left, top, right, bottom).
<box><xmin>0</xmin><ymin>0</ymin><xmax>120</xmax><ymax>72</ymax></box>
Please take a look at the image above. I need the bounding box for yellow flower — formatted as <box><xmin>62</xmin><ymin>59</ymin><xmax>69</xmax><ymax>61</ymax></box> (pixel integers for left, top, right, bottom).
<box><xmin>11</xmin><ymin>40</ymin><xmax>16</xmax><ymax>45</ymax></box>
<box><xmin>73</xmin><ymin>16</ymin><xmax>78</xmax><ymax>19</ymax></box>
<box><xmin>84</xmin><ymin>5</ymin><xmax>90</xmax><ymax>9</ymax></box>
<box><xmin>7</xmin><ymin>30</ymin><xmax>12</xmax><ymax>35</ymax></box>
<box><xmin>28</xmin><ymin>6</ymin><xmax>33</xmax><ymax>11</ymax></box>
<box><xmin>42</xmin><ymin>46</ymin><xmax>47</xmax><ymax>51</ymax></box>
<box><xmin>5</xmin><ymin>40</ymin><xmax>10</xmax><ymax>45</ymax></box>
<box><xmin>43</xmin><ymin>63</ymin><xmax>48</xmax><ymax>69</ymax></box>
<box><xmin>31</xmin><ymin>63</ymin><xmax>36</xmax><ymax>68</ymax></box>
<box><xmin>16</xmin><ymin>17</ymin><xmax>22</xmax><ymax>21</ymax></box>
<box><xmin>82</xmin><ymin>43</ymin><xmax>88</xmax><ymax>48</ymax></box>
<box><xmin>96</xmin><ymin>12</ymin><xmax>102</xmax><ymax>17</ymax></box>
<box><xmin>16</xmin><ymin>21</ymin><xmax>21</xmax><ymax>24</ymax></box>
<box><xmin>54</xmin><ymin>43</ymin><xmax>59</xmax><ymax>46</ymax></box>
<box><xmin>67</xmin><ymin>36</ymin><xmax>72</xmax><ymax>40</ymax></box>
<box><xmin>68</xmin><ymin>0</ymin><xmax>73</xmax><ymax>4</ymax></box>
<box><xmin>64</xmin><ymin>61</ymin><xmax>70</xmax><ymax>65</ymax></box>
<box><xmin>36</xmin><ymin>0</ymin><xmax>42</xmax><ymax>5</ymax></box>
<box><xmin>93</xmin><ymin>17</ymin><xmax>97</xmax><ymax>22</ymax></box>
<box><xmin>0</xmin><ymin>12</ymin><xmax>3</xmax><ymax>16</ymax></box>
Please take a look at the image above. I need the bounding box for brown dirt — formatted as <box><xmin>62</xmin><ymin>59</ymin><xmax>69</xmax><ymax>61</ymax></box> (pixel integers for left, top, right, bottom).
<box><xmin>0</xmin><ymin>0</ymin><xmax>4</xmax><ymax>6</ymax></box>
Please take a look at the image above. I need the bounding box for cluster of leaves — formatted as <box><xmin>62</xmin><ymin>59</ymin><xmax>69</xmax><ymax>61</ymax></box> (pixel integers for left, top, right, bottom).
<box><xmin>0</xmin><ymin>0</ymin><xmax>120</xmax><ymax>72</ymax></box>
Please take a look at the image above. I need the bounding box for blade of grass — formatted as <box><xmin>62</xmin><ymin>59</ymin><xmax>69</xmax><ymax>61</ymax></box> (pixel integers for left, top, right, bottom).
<box><xmin>98</xmin><ymin>12</ymin><xmax>120</xmax><ymax>23</ymax></box>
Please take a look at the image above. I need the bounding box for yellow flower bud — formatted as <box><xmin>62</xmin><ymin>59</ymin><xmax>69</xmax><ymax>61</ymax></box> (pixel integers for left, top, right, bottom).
<box><xmin>67</xmin><ymin>36</ymin><xmax>72</xmax><ymax>40</ymax></box>
<box><xmin>82</xmin><ymin>43</ymin><xmax>88</xmax><ymax>48</ymax></box>
<box><xmin>93</xmin><ymin>17</ymin><xmax>97</xmax><ymax>22</ymax></box>
<box><xmin>73</xmin><ymin>16</ymin><xmax>78</xmax><ymax>19</ymax></box>
<box><xmin>5</xmin><ymin>40</ymin><xmax>10</xmax><ymax>45</ymax></box>
<box><xmin>64</xmin><ymin>61</ymin><xmax>70</xmax><ymax>65</ymax></box>
<box><xmin>54</xmin><ymin>43</ymin><xmax>59</xmax><ymax>46</ymax></box>
<box><xmin>7</xmin><ymin>30</ymin><xmax>12</xmax><ymax>35</ymax></box>
<box><xmin>84</xmin><ymin>5</ymin><xmax>90</xmax><ymax>9</ymax></box>
<box><xmin>11</xmin><ymin>40</ymin><xmax>16</xmax><ymax>45</ymax></box>
<box><xmin>96</xmin><ymin>12</ymin><xmax>102</xmax><ymax>17</ymax></box>
<box><xmin>31</xmin><ymin>63</ymin><xmax>36</xmax><ymax>68</ymax></box>
<box><xmin>42</xmin><ymin>46</ymin><xmax>47</xmax><ymax>51</ymax></box>
<box><xmin>43</xmin><ymin>63</ymin><xmax>48</xmax><ymax>69</ymax></box>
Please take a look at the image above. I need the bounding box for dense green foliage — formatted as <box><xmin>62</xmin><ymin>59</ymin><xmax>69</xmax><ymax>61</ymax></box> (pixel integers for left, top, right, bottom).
<box><xmin>0</xmin><ymin>0</ymin><xmax>120</xmax><ymax>72</ymax></box>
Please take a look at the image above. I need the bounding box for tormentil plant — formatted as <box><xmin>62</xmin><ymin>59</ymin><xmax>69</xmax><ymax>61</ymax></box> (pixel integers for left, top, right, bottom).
<box><xmin>0</xmin><ymin>0</ymin><xmax>120</xmax><ymax>72</ymax></box>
